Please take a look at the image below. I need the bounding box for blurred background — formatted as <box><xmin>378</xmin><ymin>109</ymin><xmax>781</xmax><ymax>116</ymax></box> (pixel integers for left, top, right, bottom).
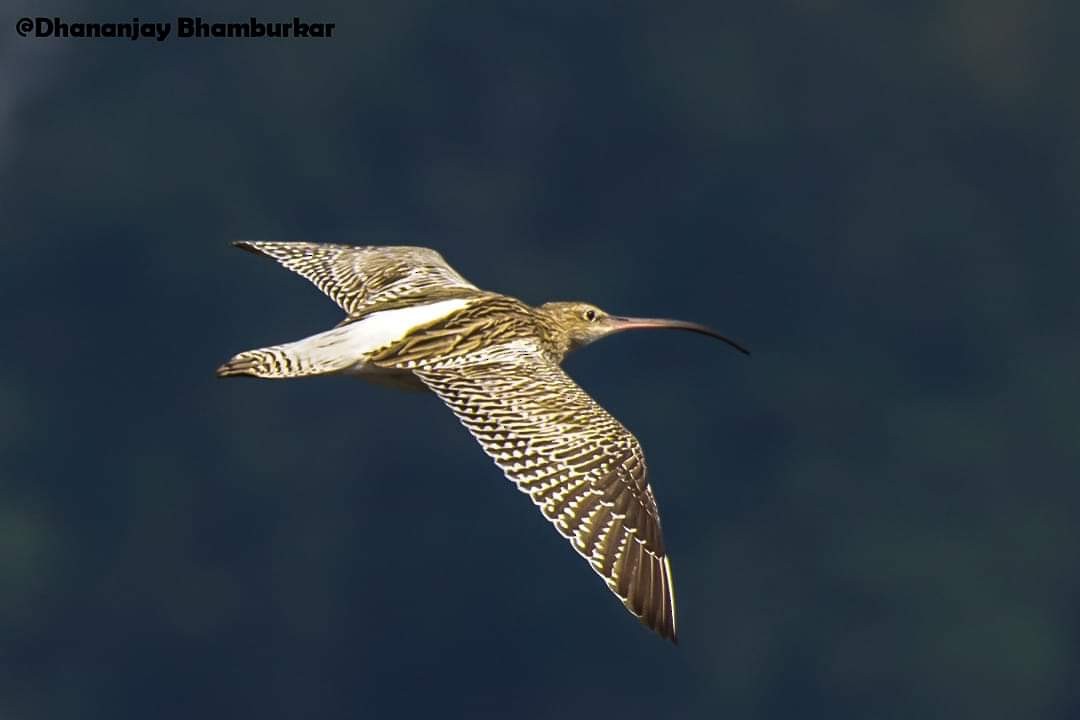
<box><xmin>2</xmin><ymin>0</ymin><xmax>1078</xmax><ymax>718</ymax></box>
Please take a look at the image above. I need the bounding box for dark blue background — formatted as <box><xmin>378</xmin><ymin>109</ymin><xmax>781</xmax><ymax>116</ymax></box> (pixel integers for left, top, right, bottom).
<box><xmin>2</xmin><ymin>1</ymin><xmax>1078</xmax><ymax>718</ymax></box>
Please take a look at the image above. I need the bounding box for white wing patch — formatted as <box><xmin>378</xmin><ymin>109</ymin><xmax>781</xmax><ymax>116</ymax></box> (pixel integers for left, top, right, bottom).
<box><xmin>342</xmin><ymin>298</ymin><xmax>474</xmax><ymax>358</ymax></box>
<box><xmin>262</xmin><ymin>297</ymin><xmax>474</xmax><ymax>371</ymax></box>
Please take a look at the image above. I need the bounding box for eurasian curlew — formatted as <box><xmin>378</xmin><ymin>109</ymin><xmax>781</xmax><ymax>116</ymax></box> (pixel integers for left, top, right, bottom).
<box><xmin>217</xmin><ymin>241</ymin><xmax>748</xmax><ymax>643</ymax></box>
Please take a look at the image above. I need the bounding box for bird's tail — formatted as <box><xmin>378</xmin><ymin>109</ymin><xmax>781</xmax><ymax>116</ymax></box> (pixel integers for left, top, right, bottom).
<box><xmin>216</xmin><ymin>330</ymin><xmax>357</xmax><ymax>379</ymax></box>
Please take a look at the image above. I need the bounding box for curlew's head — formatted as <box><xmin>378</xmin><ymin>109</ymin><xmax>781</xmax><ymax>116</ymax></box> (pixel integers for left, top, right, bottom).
<box><xmin>538</xmin><ymin>301</ymin><xmax>750</xmax><ymax>356</ymax></box>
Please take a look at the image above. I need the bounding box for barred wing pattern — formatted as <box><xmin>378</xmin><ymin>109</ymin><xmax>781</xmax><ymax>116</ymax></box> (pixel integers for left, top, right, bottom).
<box><xmin>234</xmin><ymin>242</ymin><xmax>479</xmax><ymax>316</ymax></box>
<box><xmin>414</xmin><ymin>346</ymin><xmax>677</xmax><ymax>642</ymax></box>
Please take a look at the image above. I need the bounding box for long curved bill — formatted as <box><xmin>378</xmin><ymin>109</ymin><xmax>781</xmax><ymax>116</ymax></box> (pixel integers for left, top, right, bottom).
<box><xmin>607</xmin><ymin>316</ymin><xmax>750</xmax><ymax>355</ymax></box>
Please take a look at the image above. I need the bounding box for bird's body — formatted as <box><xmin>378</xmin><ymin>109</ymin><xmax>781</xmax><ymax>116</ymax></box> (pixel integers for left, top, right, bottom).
<box><xmin>218</xmin><ymin>241</ymin><xmax>748</xmax><ymax>643</ymax></box>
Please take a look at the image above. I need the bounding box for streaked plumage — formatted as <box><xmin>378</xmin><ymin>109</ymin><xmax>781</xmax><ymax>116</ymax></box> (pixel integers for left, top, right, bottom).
<box><xmin>218</xmin><ymin>241</ymin><xmax>748</xmax><ymax>643</ymax></box>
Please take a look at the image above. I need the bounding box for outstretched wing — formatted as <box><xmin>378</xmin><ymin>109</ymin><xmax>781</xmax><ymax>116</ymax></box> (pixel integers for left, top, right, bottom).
<box><xmin>233</xmin><ymin>241</ymin><xmax>479</xmax><ymax>316</ymax></box>
<box><xmin>413</xmin><ymin>344</ymin><xmax>677</xmax><ymax>642</ymax></box>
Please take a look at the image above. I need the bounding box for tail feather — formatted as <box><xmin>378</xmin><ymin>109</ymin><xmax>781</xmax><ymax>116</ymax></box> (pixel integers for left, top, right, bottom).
<box><xmin>216</xmin><ymin>337</ymin><xmax>355</xmax><ymax>379</ymax></box>
<box><xmin>216</xmin><ymin>347</ymin><xmax>294</xmax><ymax>378</ymax></box>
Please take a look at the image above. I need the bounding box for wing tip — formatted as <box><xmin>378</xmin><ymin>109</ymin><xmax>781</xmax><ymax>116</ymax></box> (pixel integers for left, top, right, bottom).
<box><xmin>619</xmin><ymin>549</ymin><xmax>679</xmax><ymax>644</ymax></box>
<box><xmin>640</xmin><ymin>554</ymin><xmax>678</xmax><ymax>644</ymax></box>
<box><xmin>663</xmin><ymin>554</ymin><xmax>678</xmax><ymax>644</ymax></box>
<box><xmin>232</xmin><ymin>240</ymin><xmax>264</xmax><ymax>255</ymax></box>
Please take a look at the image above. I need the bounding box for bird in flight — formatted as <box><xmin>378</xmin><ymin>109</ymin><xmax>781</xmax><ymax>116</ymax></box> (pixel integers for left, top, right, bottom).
<box><xmin>217</xmin><ymin>242</ymin><xmax>748</xmax><ymax>643</ymax></box>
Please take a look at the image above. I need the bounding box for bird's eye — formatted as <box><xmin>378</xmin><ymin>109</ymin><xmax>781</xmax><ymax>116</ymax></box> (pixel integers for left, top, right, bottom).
<box><xmin>584</xmin><ymin>309</ymin><xmax>597</xmax><ymax>321</ymax></box>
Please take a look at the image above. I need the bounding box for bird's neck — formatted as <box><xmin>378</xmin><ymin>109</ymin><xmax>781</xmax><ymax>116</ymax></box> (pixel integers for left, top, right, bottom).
<box><xmin>532</xmin><ymin>307</ymin><xmax>575</xmax><ymax>364</ymax></box>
